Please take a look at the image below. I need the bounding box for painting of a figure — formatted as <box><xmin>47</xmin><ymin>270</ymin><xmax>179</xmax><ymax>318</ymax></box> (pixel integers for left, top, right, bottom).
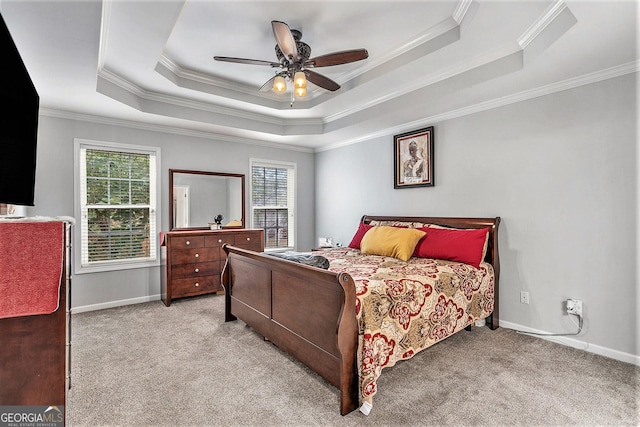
<box><xmin>394</xmin><ymin>126</ymin><xmax>434</xmax><ymax>188</ymax></box>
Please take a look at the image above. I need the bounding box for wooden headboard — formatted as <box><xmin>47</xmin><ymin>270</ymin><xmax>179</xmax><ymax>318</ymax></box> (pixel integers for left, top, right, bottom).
<box><xmin>361</xmin><ymin>215</ymin><xmax>501</xmax><ymax>329</ymax></box>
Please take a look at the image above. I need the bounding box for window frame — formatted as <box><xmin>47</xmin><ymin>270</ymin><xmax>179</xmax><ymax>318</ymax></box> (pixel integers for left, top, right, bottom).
<box><xmin>73</xmin><ymin>138</ymin><xmax>161</xmax><ymax>274</ymax></box>
<box><xmin>249</xmin><ymin>158</ymin><xmax>296</xmax><ymax>252</ymax></box>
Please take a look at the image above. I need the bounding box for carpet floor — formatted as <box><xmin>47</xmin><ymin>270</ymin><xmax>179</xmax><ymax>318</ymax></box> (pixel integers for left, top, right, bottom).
<box><xmin>67</xmin><ymin>294</ymin><xmax>639</xmax><ymax>426</ymax></box>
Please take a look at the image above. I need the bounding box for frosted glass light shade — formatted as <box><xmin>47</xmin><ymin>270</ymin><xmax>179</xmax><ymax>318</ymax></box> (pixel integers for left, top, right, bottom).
<box><xmin>294</xmin><ymin>71</ymin><xmax>306</xmax><ymax>88</ymax></box>
<box><xmin>273</xmin><ymin>76</ymin><xmax>286</xmax><ymax>92</ymax></box>
<box><xmin>294</xmin><ymin>86</ymin><xmax>307</xmax><ymax>97</ymax></box>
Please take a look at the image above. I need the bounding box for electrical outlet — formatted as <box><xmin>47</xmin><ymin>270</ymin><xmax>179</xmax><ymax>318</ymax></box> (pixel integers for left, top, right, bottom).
<box><xmin>520</xmin><ymin>291</ymin><xmax>529</xmax><ymax>304</ymax></box>
<box><xmin>566</xmin><ymin>299</ymin><xmax>583</xmax><ymax>316</ymax></box>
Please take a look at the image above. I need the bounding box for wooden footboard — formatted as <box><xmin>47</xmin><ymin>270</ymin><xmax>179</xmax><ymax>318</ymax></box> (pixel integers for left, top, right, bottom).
<box><xmin>222</xmin><ymin>245</ymin><xmax>359</xmax><ymax>415</ymax></box>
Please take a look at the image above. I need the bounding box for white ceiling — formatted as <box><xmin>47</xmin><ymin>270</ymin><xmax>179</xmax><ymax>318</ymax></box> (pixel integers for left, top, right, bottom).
<box><xmin>1</xmin><ymin>0</ymin><xmax>638</xmax><ymax>151</ymax></box>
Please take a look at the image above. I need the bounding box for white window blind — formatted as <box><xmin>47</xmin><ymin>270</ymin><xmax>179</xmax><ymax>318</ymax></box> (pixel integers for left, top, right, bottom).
<box><xmin>76</xmin><ymin>140</ymin><xmax>159</xmax><ymax>271</ymax></box>
<box><xmin>250</xmin><ymin>160</ymin><xmax>295</xmax><ymax>250</ymax></box>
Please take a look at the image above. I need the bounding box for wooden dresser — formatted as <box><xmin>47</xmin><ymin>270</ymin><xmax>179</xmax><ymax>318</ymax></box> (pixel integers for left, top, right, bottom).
<box><xmin>161</xmin><ymin>228</ymin><xmax>264</xmax><ymax>306</ymax></box>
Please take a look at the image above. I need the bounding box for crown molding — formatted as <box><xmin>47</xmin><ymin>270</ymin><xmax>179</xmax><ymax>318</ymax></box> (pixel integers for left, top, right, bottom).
<box><xmin>38</xmin><ymin>107</ymin><xmax>314</xmax><ymax>153</ymax></box>
<box><xmin>324</xmin><ymin>44</ymin><xmax>522</xmax><ymax>124</ymax></box>
<box><xmin>97</xmin><ymin>67</ymin><xmax>323</xmax><ymax>129</ymax></box>
<box><xmin>96</xmin><ymin>0</ymin><xmax>111</xmax><ymax>71</ymax></box>
<box><xmin>317</xmin><ymin>61</ymin><xmax>639</xmax><ymax>152</ymax></box>
<box><xmin>452</xmin><ymin>0</ymin><xmax>474</xmax><ymax>25</ymax></box>
<box><xmin>518</xmin><ymin>0</ymin><xmax>568</xmax><ymax>49</ymax></box>
<box><xmin>44</xmin><ymin>60</ymin><xmax>637</xmax><ymax>154</ymax></box>
<box><xmin>157</xmin><ymin>54</ymin><xmax>260</xmax><ymax>97</ymax></box>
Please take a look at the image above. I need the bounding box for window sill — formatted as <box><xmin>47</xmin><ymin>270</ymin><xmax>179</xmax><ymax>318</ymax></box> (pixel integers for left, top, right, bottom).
<box><xmin>75</xmin><ymin>259</ymin><xmax>159</xmax><ymax>275</ymax></box>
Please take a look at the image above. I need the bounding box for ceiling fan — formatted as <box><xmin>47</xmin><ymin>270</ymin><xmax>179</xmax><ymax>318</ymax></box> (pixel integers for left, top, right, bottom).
<box><xmin>214</xmin><ymin>20</ymin><xmax>368</xmax><ymax>102</ymax></box>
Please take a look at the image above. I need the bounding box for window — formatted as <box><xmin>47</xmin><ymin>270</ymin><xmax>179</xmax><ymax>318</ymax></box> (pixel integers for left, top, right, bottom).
<box><xmin>250</xmin><ymin>159</ymin><xmax>295</xmax><ymax>251</ymax></box>
<box><xmin>75</xmin><ymin>139</ymin><xmax>160</xmax><ymax>272</ymax></box>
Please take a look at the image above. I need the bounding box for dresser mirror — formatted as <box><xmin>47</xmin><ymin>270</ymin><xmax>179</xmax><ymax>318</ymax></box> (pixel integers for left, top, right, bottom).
<box><xmin>169</xmin><ymin>169</ymin><xmax>245</xmax><ymax>230</ymax></box>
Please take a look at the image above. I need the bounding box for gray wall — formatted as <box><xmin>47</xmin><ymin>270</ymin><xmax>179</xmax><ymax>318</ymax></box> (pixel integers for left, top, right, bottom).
<box><xmin>25</xmin><ymin>73</ymin><xmax>637</xmax><ymax>361</ymax></box>
<box><xmin>28</xmin><ymin>116</ymin><xmax>315</xmax><ymax>310</ymax></box>
<box><xmin>315</xmin><ymin>74</ymin><xmax>637</xmax><ymax>360</ymax></box>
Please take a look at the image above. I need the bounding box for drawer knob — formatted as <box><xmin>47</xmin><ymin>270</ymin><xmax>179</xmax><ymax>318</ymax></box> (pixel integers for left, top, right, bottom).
<box><xmin>218</xmin><ymin>239</ymin><xmax>223</xmax><ymax>243</ymax></box>
<box><xmin>195</xmin><ymin>268</ymin><xmax>199</xmax><ymax>273</ymax></box>
<box><xmin>186</xmin><ymin>240</ymin><xmax>191</xmax><ymax>245</ymax></box>
<box><xmin>195</xmin><ymin>253</ymin><xmax>199</xmax><ymax>258</ymax></box>
<box><xmin>195</xmin><ymin>283</ymin><xmax>199</xmax><ymax>287</ymax></box>
<box><xmin>246</xmin><ymin>237</ymin><xmax>250</xmax><ymax>241</ymax></box>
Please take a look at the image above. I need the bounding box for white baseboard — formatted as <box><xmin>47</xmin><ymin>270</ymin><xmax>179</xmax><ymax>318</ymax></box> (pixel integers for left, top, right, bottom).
<box><xmin>500</xmin><ymin>320</ymin><xmax>640</xmax><ymax>367</ymax></box>
<box><xmin>72</xmin><ymin>294</ymin><xmax>161</xmax><ymax>314</ymax></box>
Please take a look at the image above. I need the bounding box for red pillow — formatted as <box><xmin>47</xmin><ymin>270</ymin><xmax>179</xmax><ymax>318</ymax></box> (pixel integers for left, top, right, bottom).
<box><xmin>348</xmin><ymin>222</ymin><xmax>373</xmax><ymax>249</ymax></box>
<box><xmin>413</xmin><ymin>227</ymin><xmax>489</xmax><ymax>268</ymax></box>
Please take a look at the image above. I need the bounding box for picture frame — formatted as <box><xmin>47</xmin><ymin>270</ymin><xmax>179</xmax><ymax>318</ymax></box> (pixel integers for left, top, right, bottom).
<box><xmin>393</xmin><ymin>126</ymin><xmax>434</xmax><ymax>188</ymax></box>
<box><xmin>317</xmin><ymin>237</ymin><xmax>333</xmax><ymax>248</ymax></box>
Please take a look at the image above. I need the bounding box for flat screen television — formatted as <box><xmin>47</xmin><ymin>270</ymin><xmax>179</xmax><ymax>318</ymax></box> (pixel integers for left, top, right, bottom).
<box><xmin>0</xmin><ymin>12</ymin><xmax>39</xmax><ymax>206</ymax></box>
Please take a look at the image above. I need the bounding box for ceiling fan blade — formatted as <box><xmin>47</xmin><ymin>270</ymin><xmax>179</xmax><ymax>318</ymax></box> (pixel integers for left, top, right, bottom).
<box><xmin>305</xmin><ymin>49</ymin><xmax>369</xmax><ymax>68</ymax></box>
<box><xmin>214</xmin><ymin>56</ymin><xmax>280</xmax><ymax>67</ymax></box>
<box><xmin>271</xmin><ymin>21</ymin><xmax>299</xmax><ymax>61</ymax></box>
<box><xmin>259</xmin><ymin>75</ymin><xmax>277</xmax><ymax>92</ymax></box>
<box><xmin>304</xmin><ymin>69</ymin><xmax>340</xmax><ymax>92</ymax></box>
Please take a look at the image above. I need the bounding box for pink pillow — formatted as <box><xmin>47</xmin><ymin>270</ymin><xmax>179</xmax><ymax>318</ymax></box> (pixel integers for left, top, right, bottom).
<box><xmin>348</xmin><ymin>222</ymin><xmax>373</xmax><ymax>249</ymax></box>
<box><xmin>413</xmin><ymin>227</ymin><xmax>489</xmax><ymax>268</ymax></box>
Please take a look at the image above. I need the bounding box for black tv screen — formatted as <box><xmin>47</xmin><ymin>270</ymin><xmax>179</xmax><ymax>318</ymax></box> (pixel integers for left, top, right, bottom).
<box><xmin>0</xmin><ymin>13</ymin><xmax>39</xmax><ymax>206</ymax></box>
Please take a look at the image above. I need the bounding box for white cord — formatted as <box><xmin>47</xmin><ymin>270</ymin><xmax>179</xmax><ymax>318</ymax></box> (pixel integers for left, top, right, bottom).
<box><xmin>516</xmin><ymin>313</ymin><xmax>583</xmax><ymax>337</ymax></box>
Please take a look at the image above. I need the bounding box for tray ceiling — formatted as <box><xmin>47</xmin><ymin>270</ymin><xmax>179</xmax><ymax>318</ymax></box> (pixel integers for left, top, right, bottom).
<box><xmin>1</xmin><ymin>0</ymin><xmax>637</xmax><ymax>151</ymax></box>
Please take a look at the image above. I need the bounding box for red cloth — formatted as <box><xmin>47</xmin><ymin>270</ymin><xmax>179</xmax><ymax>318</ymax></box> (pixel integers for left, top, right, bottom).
<box><xmin>348</xmin><ymin>222</ymin><xmax>373</xmax><ymax>249</ymax></box>
<box><xmin>413</xmin><ymin>226</ymin><xmax>489</xmax><ymax>268</ymax></box>
<box><xmin>0</xmin><ymin>221</ymin><xmax>64</xmax><ymax>319</ymax></box>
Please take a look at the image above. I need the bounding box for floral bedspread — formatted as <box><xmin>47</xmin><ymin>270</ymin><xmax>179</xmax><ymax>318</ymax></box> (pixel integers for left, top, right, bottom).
<box><xmin>316</xmin><ymin>247</ymin><xmax>495</xmax><ymax>408</ymax></box>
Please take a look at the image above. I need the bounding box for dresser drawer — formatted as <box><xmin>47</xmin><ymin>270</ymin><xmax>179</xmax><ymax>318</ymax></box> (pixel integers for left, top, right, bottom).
<box><xmin>171</xmin><ymin>261</ymin><xmax>220</xmax><ymax>279</ymax></box>
<box><xmin>172</xmin><ymin>275</ymin><xmax>222</xmax><ymax>297</ymax></box>
<box><xmin>169</xmin><ymin>235</ymin><xmax>204</xmax><ymax>249</ymax></box>
<box><xmin>234</xmin><ymin>231</ymin><xmax>262</xmax><ymax>250</ymax></box>
<box><xmin>205</xmin><ymin>234</ymin><xmax>236</xmax><ymax>247</ymax></box>
<box><xmin>170</xmin><ymin>247</ymin><xmax>220</xmax><ymax>265</ymax></box>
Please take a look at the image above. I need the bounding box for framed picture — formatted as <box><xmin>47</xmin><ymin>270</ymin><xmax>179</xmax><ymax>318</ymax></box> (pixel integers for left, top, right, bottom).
<box><xmin>394</xmin><ymin>126</ymin><xmax>434</xmax><ymax>188</ymax></box>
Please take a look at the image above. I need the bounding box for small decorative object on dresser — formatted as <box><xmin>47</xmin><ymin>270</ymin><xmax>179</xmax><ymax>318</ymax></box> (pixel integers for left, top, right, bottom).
<box><xmin>160</xmin><ymin>228</ymin><xmax>264</xmax><ymax>306</ymax></box>
<box><xmin>209</xmin><ymin>214</ymin><xmax>224</xmax><ymax>230</ymax></box>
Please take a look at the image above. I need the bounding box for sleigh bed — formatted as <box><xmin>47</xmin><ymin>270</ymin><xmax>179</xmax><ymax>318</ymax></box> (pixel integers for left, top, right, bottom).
<box><xmin>222</xmin><ymin>215</ymin><xmax>500</xmax><ymax>415</ymax></box>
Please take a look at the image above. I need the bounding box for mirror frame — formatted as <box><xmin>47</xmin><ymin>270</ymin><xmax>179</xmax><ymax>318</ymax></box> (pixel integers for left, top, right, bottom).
<box><xmin>169</xmin><ymin>169</ymin><xmax>245</xmax><ymax>231</ymax></box>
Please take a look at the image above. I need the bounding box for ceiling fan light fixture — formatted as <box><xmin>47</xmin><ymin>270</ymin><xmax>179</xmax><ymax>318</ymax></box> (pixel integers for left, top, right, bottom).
<box><xmin>294</xmin><ymin>71</ymin><xmax>306</xmax><ymax>88</ymax></box>
<box><xmin>273</xmin><ymin>75</ymin><xmax>287</xmax><ymax>93</ymax></box>
<box><xmin>215</xmin><ymin>20</ymin><xmax>368</xmax><ymax>99</ymax></box>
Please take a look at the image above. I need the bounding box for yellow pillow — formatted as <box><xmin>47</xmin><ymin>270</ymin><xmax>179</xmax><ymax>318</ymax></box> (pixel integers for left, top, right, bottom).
<box><xmin>360</xmin><ymin>226</ymin><xmax>426</xmax><ymax>261</ymax></box>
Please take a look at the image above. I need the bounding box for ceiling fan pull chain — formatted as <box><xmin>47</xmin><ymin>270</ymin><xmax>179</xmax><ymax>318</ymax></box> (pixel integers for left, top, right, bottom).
<box><xmin>290</xmin><ymin>90</ymin><xmax>295</xmax><ymax>108</ymax></box>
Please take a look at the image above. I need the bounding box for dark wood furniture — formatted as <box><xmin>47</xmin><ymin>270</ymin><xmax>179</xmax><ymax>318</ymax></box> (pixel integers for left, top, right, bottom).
<box><xmin>222</xmin><ymin>215</ymin><xmax>500</xmax><ymax>415</ymax></box>
<box><xmin>161</xmin><ymin>229</ymin><xmax>264</xmax><ymax>306</ymax></box>
<box><xmin>0</xmin><ymin>222</ymin><xmax>72</xmax><ymax>417</ymax></box>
